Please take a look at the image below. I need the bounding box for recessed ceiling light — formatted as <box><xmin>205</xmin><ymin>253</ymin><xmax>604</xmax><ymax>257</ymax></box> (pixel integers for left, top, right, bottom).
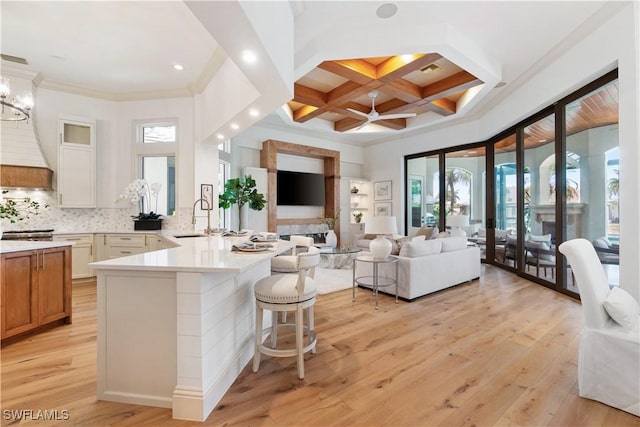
<box><xmin>249</xmin><ymin>108</ymin><xmax>259</xmax><ymax>117</ymax></box>
<box><xmin>538</xmin><ymin>139</ymin><xmax>547</xmax><ymax>143</ymax></box>
<box><xmin>241</xmin><ymin>50</ymin><xmax>257</xmax><ymax>64</ymax></box>
<box><xmin>173</xmin><ymin>64</ymin><xmax>184</xmax><ymax>71</ymax></box>
<box><xmin>216</xmin><ymin>133</ymin><xmax>224</xmax><ymax>140</ymax></box>
<box><xmin>494</xmin><ymin>81</ymin><xmax>507</xmax><ymax>88</ymax></box>
<box><xmin>376</xmin><ymin>3</ymin><xmax>397</xmax><ymax>19</ymax></box>
<box><xmin>231</xmin><ymin>123</ymin><xmax>239</xmax><ymax>130</ymax></box>
<box><xmin>400</xmin><ymin>54</ymin><xmax>414</xmax><ymax>63</ymax></box>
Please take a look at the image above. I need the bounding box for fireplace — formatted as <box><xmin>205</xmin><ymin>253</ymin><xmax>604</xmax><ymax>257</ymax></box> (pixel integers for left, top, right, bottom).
<box><xmin>531</xmin><ymin>203</ymin><xmax>585</xmax><ymax>241</ymax></box>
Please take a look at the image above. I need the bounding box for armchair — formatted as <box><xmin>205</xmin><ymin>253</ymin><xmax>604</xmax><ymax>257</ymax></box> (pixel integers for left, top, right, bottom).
<box><xmin>558</xmin><ymin>238</ymin><xmax>639</xmax><ymax>416</ymax></box>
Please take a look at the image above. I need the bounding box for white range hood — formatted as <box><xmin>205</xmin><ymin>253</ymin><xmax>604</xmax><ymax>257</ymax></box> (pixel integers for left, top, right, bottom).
<box><xmin>0</xmin><ymin>63</ymin><xmax>53</xmax><ymax>190</ymax></box>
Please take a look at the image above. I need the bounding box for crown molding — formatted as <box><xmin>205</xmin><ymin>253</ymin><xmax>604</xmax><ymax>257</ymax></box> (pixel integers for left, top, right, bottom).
<box><xmin>36</xmin><ymin>79</ymin><xmax>194</xmax><ymax>101</ymax></box>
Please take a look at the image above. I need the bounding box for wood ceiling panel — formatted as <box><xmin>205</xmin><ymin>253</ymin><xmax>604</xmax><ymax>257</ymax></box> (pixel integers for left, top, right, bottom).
<box><xmin>290</xmin><ymin>52</ymin><xmax>484</xmax><ymax>132</ymax></box>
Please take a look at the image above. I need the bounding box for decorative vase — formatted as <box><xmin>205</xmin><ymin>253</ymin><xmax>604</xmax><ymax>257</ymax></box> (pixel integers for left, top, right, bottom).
<box><xmin>324</xmin><ymin>229</ymin><xmax>337</xmax><ymax>248</ymax></box>
<box><xmin>351</xmin><ymin>186</ymin><xmax>359</xmax><ymax>194</ymax></box>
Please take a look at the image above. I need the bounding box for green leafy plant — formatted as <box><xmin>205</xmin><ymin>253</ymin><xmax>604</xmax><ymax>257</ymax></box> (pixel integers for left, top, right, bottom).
<box><xmin>132</xmin><ymin>212</ymin><xmax>162</xmax><ymax>220</ymax></box>
<box><xmin>0</xmin><ymin>190</ymin><xmax>48</xmax><ymax>223</ymax></box>
<box><xmin>218</xmin><ymin>175</ymin><xmax>266</xmax><ymax>230</ymax></box>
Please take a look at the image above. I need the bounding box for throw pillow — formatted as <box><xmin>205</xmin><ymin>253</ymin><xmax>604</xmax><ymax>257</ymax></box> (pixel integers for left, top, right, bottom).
<box><xmin>364</xmin><ymin>234</ymin><xmax>377</xmax><ymax>240</ymax></box>
<box><xmin>399</xmin><ymin>239</ymin><xmax>442</xmax><ymax>258</ymax></box>
<box><xmin>388</xmin><ymin>236</ymin><xmax>409</xmax><ymax>255</ymax></box>
<box><xmin>603</xmin><ymin>287</ymin><xmax>640</xmax><ymax>330</ymax></box>
<box><xmin>527</xmin><ymin>233</ymin><xmax>551</xmax><ymax>243</ymax></box>
<box><xmin>440</xmin><ymin>236</ymin><xmax>467</xmax><ymax>252</ymax></box>
<box><xmin>411</xmin><ymin>235</ymin><xmax>426</xmax><ymax>243</ymax></box>
<box><xmin>415</xmin><ymin>226</ymin><xmax>438</xmax><ymax>240</ymax></box>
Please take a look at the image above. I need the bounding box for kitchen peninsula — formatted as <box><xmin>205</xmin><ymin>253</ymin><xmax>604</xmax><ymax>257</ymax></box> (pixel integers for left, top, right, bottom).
<box><xmin>90</xmin><ymin>235</ymin><xmax>293</xmax><ymax>422</ymax></box>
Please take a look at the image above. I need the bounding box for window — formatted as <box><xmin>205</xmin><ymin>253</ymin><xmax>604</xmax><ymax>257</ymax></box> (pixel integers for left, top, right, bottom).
<box><xmin>134</xmin><ymin>120</ymin><xmax>178</xmax><ymax>216</ymax></box>
<box><xmin>140</xmin><ymin>123</ymin><xmax>176</xmax><ymax>143</ymax></box>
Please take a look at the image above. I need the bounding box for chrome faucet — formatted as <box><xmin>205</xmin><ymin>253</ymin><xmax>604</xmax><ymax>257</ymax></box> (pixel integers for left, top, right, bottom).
<box><xmin>192</xmin><ymin>198</ymin><xmax>213</xmax><ymax>234</ymax></box>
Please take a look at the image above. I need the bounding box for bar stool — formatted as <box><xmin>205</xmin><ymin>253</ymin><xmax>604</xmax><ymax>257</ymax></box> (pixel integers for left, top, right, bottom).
<box><xmin>253</xmin><ymin>246</ymin><xmax>319</xmax><ymax>379</ymax></box>
<box><xmin>270</xmin><ymin>235</ymin><xmax>315</xmax><ymax>273</ymax></box>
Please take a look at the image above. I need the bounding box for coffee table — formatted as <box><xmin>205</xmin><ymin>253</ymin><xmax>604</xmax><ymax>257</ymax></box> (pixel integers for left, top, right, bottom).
<box><xmin>316</xmin><ymin>246</ymin><xmax>362</xmax><ymax>269</ymax></box>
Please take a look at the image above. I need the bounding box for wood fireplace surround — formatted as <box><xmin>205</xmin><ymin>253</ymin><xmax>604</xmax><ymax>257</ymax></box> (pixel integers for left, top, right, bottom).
<box><xmin>260</xmin><ymin>139</ymin><xmax>340</xmax><ymax>241</ymax></box>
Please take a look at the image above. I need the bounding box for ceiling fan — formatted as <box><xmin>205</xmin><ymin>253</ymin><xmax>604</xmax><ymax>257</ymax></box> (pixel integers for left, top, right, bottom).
<box><xmin>347</xmin><ymin>90</ymin><xmax>417</xmax><ymax>130</ymax></box>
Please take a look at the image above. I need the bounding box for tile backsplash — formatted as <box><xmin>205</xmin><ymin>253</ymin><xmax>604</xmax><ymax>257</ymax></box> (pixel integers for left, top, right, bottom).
<box><xmin>1</xmin><ymin>190</ymin><xmax>194</xmax><ymax>233</ymax></box>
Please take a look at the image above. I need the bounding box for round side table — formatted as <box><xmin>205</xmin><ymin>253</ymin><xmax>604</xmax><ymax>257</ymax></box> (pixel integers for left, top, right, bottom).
<box><xmin>353</xmin><ymin>254</ymin><xmax>399</xmax><ymax>310</ymax></box>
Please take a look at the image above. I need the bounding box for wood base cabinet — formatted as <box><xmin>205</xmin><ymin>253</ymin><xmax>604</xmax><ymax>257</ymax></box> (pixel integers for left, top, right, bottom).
<box><xmin>1</xmin><ymin>246</ymin><xmax>72</xmax><ymax>341</ymax></box>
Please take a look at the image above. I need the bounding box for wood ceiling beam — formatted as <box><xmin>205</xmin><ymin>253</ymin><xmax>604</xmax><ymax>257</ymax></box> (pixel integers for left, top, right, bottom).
<box><xmin>293</xmin><ymin>83</ymin><xmax>327</xmax><ymax>107</ymax></box>
<box><xmin>378</xmin><ymin>80</ymin><xmax>422</xmax><ymax>103</ymax></box>
<box><xmin>376</xmin><ymin>53</ymin><xmax>442</xmax><ymax>81</ymax></box>
<box><xmin>292</xmin><ymin>105</ymin><xmax>326</xmax><ymax>123</ymax></box>
<box><xmin>337</xmin><ymin>102</ymin><xmax>370</xmax><ymax>120</ymax></box>
<box><xmin>334</xmin><ymin>117</ymin><xmax>366</xmax><ymax>133</ymax></box>
<box><xmin>327</xmin><ymin>80</ymin><xmax>381</xmax><ymax>106</ymax></box>
<box><xmin>375</xmin><ymin>118</ymin><xmax>406</xmax><ymax>130</ymax></box>
<box><xmin>375</xmin><ymin>98</ymin><xmax>413</xmax><ymax>115</ymax></box>
<box><xmin>424</xmin><ymin>98</ymin><xmax>457</xmax><ymax>116</ymax></box>
<box><xmin>420</xmin><ymin>71</ymin><xmax>483</xmax><ymax>102</ymax></box>
<box><xmin>318</xmin><ymin>59</ymin><xmax>377</xmax><ymax>84</ymax></box>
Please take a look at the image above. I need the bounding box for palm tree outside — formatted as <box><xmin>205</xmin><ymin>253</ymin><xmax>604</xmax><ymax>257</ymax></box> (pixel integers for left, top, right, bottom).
<box><xmin>445</xmin><ymin>168</ymin><xmax>471</xmax><ymax>214</ymax></box>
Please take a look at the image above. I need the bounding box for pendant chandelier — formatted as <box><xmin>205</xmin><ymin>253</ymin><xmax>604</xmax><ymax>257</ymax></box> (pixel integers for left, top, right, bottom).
<box><xmin>0</xmin><ymin>77</ymin><xmax>33</xmax><ymax>122</ymax></box>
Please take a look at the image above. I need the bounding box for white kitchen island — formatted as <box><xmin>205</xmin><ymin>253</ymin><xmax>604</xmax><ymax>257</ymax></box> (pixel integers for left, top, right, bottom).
<box><xmin>90</xmin><ymin>235</ymin><xmax>293</xmax><ymax>422</ymax></box>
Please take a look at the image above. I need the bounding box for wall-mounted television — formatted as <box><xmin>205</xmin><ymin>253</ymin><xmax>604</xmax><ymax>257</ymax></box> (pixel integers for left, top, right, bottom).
<box><xmin>277</xmin><ymin>170</ymin><xmax>325</xmax><ymax>206</ymax></box>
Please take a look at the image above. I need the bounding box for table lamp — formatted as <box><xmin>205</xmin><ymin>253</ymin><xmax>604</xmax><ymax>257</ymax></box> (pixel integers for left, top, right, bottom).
<box><xmin>365</xmin><ymin>215</ymin><xmax>398</xmax><ymax>259</ymax></box>
<box><xmin>447</xmin><ymin>214</ymin><xmax>469</xmax><ymax>237</ymax></box>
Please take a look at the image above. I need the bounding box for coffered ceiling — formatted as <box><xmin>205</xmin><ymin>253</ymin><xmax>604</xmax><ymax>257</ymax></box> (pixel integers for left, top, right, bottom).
<box><xmin>287</xmin><ymin>53</ymin><xmax>483</xmax><ymax>132</ymax></box>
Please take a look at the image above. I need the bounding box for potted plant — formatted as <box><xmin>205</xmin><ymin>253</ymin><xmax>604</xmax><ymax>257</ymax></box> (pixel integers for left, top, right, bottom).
<box><xmin>119</xmin><ymin>179</ymin><xmax>163</xmax><ymax>230</ymax></box>
<box><xmin>218</xmin><ymin>175</ymin><xmax>266</xmax><ymax>231</ymax></box>
<box><xmin>353</xmin><ymin>212</ymin><xmax>363</xmax><ymax>223</ymax></box>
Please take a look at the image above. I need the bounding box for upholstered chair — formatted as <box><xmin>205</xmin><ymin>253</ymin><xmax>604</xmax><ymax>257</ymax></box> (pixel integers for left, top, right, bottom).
<box><xmin>270</xmin><ymin>235</ymin><xmax>315</xmax><ymax>273</ymax></box>
<box><xmin>524</xmin><ymin>234</ymin><xmax>556</xmax><ymax>277</ymax></box>
<box><xmin>558</xmin><ymin>238</ymin><xmax>639</xmax><ymax>416</ymax></box>
<box><xmin>592</xmin><ymin>236</ymin><xmax>620</xmax><ymax>265</ymax></box>
<box><xmin>253</xmin><ymin>246</ymin><xmax>320</xmax><ymax>379</ymax></box>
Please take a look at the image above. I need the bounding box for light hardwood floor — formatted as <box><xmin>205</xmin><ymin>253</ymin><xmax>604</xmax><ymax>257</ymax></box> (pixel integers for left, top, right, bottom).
<box><xmin>2</xmin><ymin>265</ymin><xmax>638</xmax><ymax>426</ymax></box>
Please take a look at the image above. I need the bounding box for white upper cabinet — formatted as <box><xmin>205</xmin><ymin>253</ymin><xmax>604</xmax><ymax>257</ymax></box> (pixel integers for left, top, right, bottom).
<box><xmin>57</xmin><ymin>116</ymin><xmax>96</xmax><ymax>208</ymax></box>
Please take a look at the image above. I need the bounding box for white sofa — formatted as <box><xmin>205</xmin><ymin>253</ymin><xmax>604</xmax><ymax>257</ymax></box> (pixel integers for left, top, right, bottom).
<box><xmin>355</xmin><ymin>236</ymin><xmax>481</xmax><ymax>301</ymax></box>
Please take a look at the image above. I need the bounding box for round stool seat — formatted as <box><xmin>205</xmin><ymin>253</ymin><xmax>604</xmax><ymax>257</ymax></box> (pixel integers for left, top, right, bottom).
<box><xmin>254</xmin><ymin>274</ymin><xmax>317</xmax><ymax>304</ymax></box>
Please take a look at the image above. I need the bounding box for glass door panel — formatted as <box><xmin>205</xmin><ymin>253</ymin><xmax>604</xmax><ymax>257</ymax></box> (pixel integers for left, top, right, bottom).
<box><xmin>523</xmin><ymin>113</ymin><xmax>556</xmax><ymax>284</ymax></box>
<box><xmin>563</xmin><ymin>79</ymin><xmax>619</xmax><ymax>292</ymax></box>
<box><xmin>445</xmin><ymin>147</ymin><xmax>486</xmax><ymax>258</ymax></box>
<box><xmin>494</xmin><ymin>134</ymin><xmax>517</xmax><ymax>267</ymax></box>
<box><xmin>406</xmin><ymin>155</ymin><xmax>440</xmax><ymax>234</ymax></box>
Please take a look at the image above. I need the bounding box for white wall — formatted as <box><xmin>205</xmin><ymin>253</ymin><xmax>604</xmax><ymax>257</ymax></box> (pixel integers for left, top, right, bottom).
<box><xmin>28</xmin><ymin>88</ymin><xmax>217</xmax><ymax>232</ymax></box>
<box><xmin>365</xmin><ymin>3</ymin><xmax>640</xmax><ymax>300</ymax></box>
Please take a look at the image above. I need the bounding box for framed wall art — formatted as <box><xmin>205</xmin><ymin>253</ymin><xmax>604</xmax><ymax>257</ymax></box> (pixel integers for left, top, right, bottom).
<box><xmin>373</xmin><ymin>180</ymin><xmax>392</xmax><ymax>201</ymax></box>
<box><xmin>374</xmin><ymin>202</ymin><xmax>392</xmax><ymax>217</ymax></box>
<box><xmin>201</xmin><ymin>184</ymin><xmax>214</xmax><ymax>210</ymax></box>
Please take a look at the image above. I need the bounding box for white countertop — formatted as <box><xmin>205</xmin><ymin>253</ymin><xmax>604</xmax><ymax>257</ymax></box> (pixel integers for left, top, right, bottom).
<box><xmin>90</xmin><ymin>235</ymin><xmax>293</xmax><ymax>273</ymax></box>
<box><xmin>0</xmin><ymin>240</ymin><xmax>74</xmax><ymax>254</ymax></box>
